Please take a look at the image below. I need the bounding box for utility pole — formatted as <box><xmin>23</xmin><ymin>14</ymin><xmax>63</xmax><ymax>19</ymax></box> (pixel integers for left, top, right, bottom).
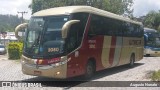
<box><xmin>86</xmin><ymin>0</ymin><xmax>93</xmax><ymax>6</ymax></box>
<box><xmin>17</xmin><ymin>11</ymin><xmax>28</xmax><ymax>23</ymax></box>
<box><xmin>100</xmin><ymin>0</ymin><xmax>103</xmax><ymax>9</ymax></box>
<box><xmin>17</xmin><ymin>11</ymin><xmax>27</xmax><ymax>40</ymax></box>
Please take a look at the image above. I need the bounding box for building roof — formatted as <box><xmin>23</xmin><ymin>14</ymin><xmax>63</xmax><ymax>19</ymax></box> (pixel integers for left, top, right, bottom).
<box><xmin>33</xmin><ymin>6</ymin><xmax>142</xmax><ymax>25</ymax></box>
<box><xmin>0</xmin><ymin>32</ymin><xmax>23</xmax><ymax>40</ymax></box>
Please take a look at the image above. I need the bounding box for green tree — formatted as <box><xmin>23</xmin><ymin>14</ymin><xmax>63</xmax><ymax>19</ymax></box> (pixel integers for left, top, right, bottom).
<box><xmin>144</xmin><ymin>11</ymin><xmax>160</xmax><ymax>31</ymax></box>
<box><xmin>102</xmin><ymin>0</ymin><xmax>133</xmax><ymax>16</ymax></box>
<box><xmin>29</xmin><ymin>0</ymin><xmax>133</xmax><ymax>17</ymax></box>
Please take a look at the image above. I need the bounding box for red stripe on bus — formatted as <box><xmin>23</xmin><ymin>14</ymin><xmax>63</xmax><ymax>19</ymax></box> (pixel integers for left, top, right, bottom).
<box><xmin>109</xmin><ymin>36</ymin><xmax>116</xmax><ymax>65</ymax></box>
<box><xmin>118</xmin><ymin>37</ymin><xmax>123</xmax><ymax>65</ymax></box>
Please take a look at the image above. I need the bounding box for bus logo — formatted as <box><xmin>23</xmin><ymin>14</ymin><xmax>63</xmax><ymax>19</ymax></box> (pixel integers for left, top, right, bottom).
<box><xmin>2</xmin><ymin>82</ymin><xmax>12</xmax><ymax>87</ymax></box>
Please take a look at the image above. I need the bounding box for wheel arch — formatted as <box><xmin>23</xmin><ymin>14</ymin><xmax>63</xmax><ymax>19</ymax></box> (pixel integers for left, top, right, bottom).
<box><xmin>131</xmin><ymin>52</ymin><xmax>136</xmax><ymax>61</ymax></box>
<box><xmin>87</xmin><ymin>57</ymin><xmax>96</xmax><ymax>71</ymax></box>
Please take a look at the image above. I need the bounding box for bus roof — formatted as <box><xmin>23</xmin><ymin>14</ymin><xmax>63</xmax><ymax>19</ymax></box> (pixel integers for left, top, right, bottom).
<box><xmin>33</xmin><ymin>6</ymin><xmax>142</xmax><ymax>25</ymax></box>
<box><xmin>144</xmin><ymin>28</ymin><xmax>157</xmax><ymax>33</ymax></box>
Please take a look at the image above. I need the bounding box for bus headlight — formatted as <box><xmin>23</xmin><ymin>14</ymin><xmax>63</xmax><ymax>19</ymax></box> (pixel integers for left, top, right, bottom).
<box><xmin>56</xmin><ymin>72</ymin><xmax>61</xmax><ymax>75</ymax></box>
<box><xmin>21</xmin><ymin>58</ymin><xmax>27</xmax><ymax>64</ymax></box>
<box><xmin>21</xmin><ymin>60</ymin><xmax>26</xmax><ymax>64</ymax></box>
<box><xmin>61</xmin><ymin>56</ymin><xmax>67</xmax><ymax>61</ymax></box>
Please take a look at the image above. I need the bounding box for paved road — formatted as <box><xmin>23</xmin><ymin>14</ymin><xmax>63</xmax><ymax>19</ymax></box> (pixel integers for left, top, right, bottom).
<box><xmin>0</xmin><ymin>55</ymin><xmax>160</xmax><ymax>90</ymax></box>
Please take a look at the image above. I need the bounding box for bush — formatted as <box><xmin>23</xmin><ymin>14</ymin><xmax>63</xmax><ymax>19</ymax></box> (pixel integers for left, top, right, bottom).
<box><xmin>151</xmin><ymin>70</ymin><xmax>160</xmax><ymax>81</ymax></box>
<box><xmin>8</xmin><ymin>42</ymin><xmax>23</xmax><ymax>60</ymax></box>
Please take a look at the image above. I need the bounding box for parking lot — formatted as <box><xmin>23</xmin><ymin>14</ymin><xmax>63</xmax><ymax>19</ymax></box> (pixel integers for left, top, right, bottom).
<box><xmin>0</xmin><ymin>55</ymin><xmax>160</xmax><ymax>90</ymax></box>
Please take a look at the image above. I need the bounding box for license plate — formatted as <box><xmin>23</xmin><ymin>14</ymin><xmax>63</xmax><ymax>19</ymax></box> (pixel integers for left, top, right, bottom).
<box><xmin>34</xmin><ymin>71</ymin><xmax>42</xmax><ymax>75</ymax></box>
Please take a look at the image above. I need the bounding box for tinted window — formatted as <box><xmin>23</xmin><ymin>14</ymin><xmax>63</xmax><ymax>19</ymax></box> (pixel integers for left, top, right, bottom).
<box><xmin>43</xmin><ymin>16</ymin><xmax>69</xmax><ymax>42</ymax></box>
<box><xmin>88</xmin><ymin>14</ymin><xmax>143</xmax><ymax>38</ymax></box>
<box><xmin>88</xmin><ymin>15</ymin><xmax>123</xmax><ymax>36</ymax></box>
<box><xmin>66</xmin><ymin>13</ymin><xmax>89</xmax><ymax>53</ymax></box>
<box><xmin>123</xmin><ymin>22</ymin><xmax>143</xmax><ymax>37</ymax></box>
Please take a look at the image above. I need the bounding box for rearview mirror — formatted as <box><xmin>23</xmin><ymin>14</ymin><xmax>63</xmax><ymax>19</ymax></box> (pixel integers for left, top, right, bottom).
<box><xmin>144</xmin><ymin>34</ymin><xmax>148</xmax><ymax>42</ymax></box>
<box><xmin>15</xmin><ymin>23</ymin><xmax>28</xmax><ymax>40</ymax></box>
<box><xmin>61</xmin><ymin>20</ymin><xmax>80</xmax><ymax>38</ymax></box>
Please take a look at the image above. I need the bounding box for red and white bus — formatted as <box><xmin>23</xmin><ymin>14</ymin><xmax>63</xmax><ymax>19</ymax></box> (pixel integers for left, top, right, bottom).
<box><xmin>15</xmin><ymin>6</ymin><xmax>144</xmax><ymax>79</ymax></box>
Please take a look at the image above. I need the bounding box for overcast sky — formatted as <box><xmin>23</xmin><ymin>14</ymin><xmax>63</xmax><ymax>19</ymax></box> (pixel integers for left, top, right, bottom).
<box><xmin>0</xmin><ymin>0</ymin><xmax>160</xmax><ymax>19</ymax></box>
<box><xmin>0</xmin><ymin>0</ymin><xmax>32</xmax><ymax>19</ymax></box>
<box><xmin>133</xmin><ymin>0</ymin><xmax>160</xmax><ymax>17</ymax></box>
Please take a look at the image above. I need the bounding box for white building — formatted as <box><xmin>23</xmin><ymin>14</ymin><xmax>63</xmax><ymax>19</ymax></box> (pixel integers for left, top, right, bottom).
<box><xmin>0</xmin><ymin>32</ymin><xmax>23</xmax><ymax>45</ymax></box>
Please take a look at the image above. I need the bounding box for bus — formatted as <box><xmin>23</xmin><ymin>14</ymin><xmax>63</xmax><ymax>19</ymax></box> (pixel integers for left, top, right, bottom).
<box><xmin>15</xmin><ymin>6</ymin><xmax>144</xmax><ymax>79</ymax></box>
<box><xmin>144</xmin><ymin>28</ymin><xmax>160</xmax><ymax>56</ymax></box>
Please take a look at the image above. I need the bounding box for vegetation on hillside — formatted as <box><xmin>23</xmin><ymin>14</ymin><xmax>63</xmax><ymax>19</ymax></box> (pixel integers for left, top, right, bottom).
<box><xmin>0</xmin><ymin>15</ymin><xmax>21</xmax><ymax>32</ymax></box>
<box><xmin>143</xmin><ymin>11</ymin><xmax>160</xmax><ymax>31</ymax></box>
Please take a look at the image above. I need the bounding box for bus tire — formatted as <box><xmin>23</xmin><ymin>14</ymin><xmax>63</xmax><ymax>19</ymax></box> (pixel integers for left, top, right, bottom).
<box><xmin>129</xmin><ymin>54</ymin><xmax>135</xmax><ymax>68</ymax></box>
<box><xmin>85</xmin><ymin>61</ymin><xmax>95</xmax><ymax>79</ymax></box>
<box><xmin>146</xmin><ymin>54</ymin><xmax>150</xmax><ymax>57</ymax></box>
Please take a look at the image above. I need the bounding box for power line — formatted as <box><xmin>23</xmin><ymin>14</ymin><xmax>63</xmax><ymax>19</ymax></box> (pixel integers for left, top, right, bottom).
<box><xmin>17</xmin><ymin>11</ymin><xmax>28</xmax><ymax>23</ymax></box>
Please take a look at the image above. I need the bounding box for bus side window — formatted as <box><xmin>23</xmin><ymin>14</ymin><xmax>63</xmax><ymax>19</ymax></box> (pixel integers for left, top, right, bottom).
<box><xmin>88</xmin><ymin>15</ymin><xmax>104</xmax><ymax>36</ymax></box>
<box><xmin>66</xmin><ymin>24</ymin><xmax>78</xmax><ymax>53</ymax></box>
<box><xmin>66</xmin><ymin>13</ymin><xmax>89</xmax><ymax>53</ymax></box>
<box><xmin>89</xmin><ymin>21</ymin><xmax>98</xmax><ymax>35</ymax></box>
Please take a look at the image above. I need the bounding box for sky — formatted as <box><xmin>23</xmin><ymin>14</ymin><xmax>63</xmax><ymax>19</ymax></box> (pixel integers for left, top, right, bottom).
<box><xmin>0</xmin><ymin>0</ymin><xmax>160</xmax><ymax>19</ymax></box>
<box><xmin>0</xmin><ymin>0</ymin><xmax>32</xmax><ymax>19</ymax></box>
<box><xmin>133</xmin><ymin>0</ymin><xmax>160</xmax><ymax>17</ymax></box>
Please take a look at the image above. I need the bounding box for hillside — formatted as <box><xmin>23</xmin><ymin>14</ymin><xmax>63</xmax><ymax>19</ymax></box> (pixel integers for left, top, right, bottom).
<box><xmin>0</xmin><ymin>15</ymin><xmax>21</xmax><ymax>32</ymax></box>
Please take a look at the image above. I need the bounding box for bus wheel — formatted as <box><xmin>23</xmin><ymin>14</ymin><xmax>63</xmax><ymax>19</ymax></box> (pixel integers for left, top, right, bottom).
<box><xmin>129</xmin><ymin>54</ymin><xmax>135</xmax><ymax>67</ymax></box>
<box><xmin>85</xmin><ymin>61</ymin><xmax>95</xmax><ymax>79</ymax></box>
<box><xmin>146</xmin><ymin>54</ymin><xmax>150</xmax><ymax>57</ymax></box>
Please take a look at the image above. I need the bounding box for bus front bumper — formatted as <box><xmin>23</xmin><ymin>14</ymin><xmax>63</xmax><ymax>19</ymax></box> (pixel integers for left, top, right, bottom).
<box><xmin>21</xmin><ymin>56</ymin><xmax>68</xmax><ymax>79</ymax></box>
<box><xmin>144</xmin><ymin>48</ymin><xmax>160</xmax><ymax>56</ymax></box>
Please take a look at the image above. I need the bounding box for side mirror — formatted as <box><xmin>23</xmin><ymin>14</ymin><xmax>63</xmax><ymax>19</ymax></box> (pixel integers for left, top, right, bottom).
<box><xmin>144</xmin><ymin>34</ymin><xmax>148</xmax><ymax>42</ymax></box>
<box><xmin>15</xmin><ymin>23</ymin><xmax>28</xmax><ymax>40</ymax></box>
<box><xmin>61</xmin><ymin>20</ymin><xmax>80</xmax><ymax>38</ymax></box>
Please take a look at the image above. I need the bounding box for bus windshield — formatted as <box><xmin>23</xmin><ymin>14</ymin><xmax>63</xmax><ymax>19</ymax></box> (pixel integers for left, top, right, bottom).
<box><xmin>24</xmin><ymin>16</ymin><xmax>69</xmax><ymax>57</ymax></box>
<box><xmin>145</xmin><ymin>31</ymin><xmax>160</xmax><ymax>48</ymax></box>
